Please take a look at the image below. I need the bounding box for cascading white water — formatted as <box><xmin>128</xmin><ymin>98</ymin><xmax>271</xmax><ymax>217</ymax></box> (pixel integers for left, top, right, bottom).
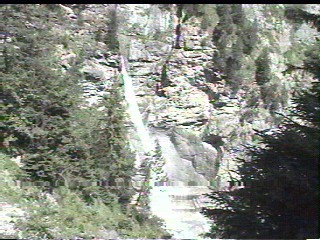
<box><xmin>121</xmin><ymin>56</ymin><xmax>212</xmax><ymax>239</ymax></box>
<box><xmin>121</xmin><ymin>56</ymin><xmax>154</xmax><ymax>160</ymax></box>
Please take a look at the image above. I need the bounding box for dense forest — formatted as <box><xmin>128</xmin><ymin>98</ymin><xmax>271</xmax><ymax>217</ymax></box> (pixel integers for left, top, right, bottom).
<box><xmin>1</xmin><ymin>4</ymin><xmax>319</xmax><ymax>240</ymax></box>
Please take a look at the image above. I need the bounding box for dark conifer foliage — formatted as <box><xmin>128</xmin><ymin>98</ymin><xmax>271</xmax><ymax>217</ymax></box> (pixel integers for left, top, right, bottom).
<box><xmin>202</xmin><ymin>66</ymin><xmax>319</xmax><ymax>239</ymax></box>
<box><xmin>1</xmin><ymin>4</ymin><xmax>134</xmax><ymax>200</ymax></box>
<box><xmin>202</xmin><ymin>8</ymin><xmax>320</xmax><ymax>238</ymax></box>
<box><xmin>212</xmin><ymin>4</ymin><xmax>258</xmax><ymax>93</ymax></box>
<box><xmin>2</xmin><ymin>5</ymin><xmax>81</xmax><ymax>188</ymax></box>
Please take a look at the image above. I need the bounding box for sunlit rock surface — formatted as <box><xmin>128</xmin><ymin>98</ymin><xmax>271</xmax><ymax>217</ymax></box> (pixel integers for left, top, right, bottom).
<box><xmin>75</xmin><ymin>4</ymin><xmax>319</xmax><ymax>238</ymax></box>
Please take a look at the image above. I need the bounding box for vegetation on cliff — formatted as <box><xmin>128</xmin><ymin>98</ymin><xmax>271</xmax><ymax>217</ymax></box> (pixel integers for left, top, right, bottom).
<box><xmin>1</xmin><ymin>4</ymin><xmax>169</xmax><ymax>239</ymax></box>
<box><xmin>202</xmin><ymin>6</ymin><xmax>319</xmax><ymax>239</ymax></box>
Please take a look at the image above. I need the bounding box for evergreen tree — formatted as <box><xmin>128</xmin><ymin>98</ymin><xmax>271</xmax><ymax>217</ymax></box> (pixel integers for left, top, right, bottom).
<box><xmin>285</xmin><ymin>6</ymin><xmax>320</xmax><ymax>32</ymax></box>
<box><xmin>203</xmin><ymin>67</ymin><xmax>319</xmax><ymax>240</ymax></box>
<box><xmin>1</xmin><ymin>4</ymin><xmax>133</xmax><ymax>199</ymax></box>
<box><xmin>212</xmin><ymin>4</ymin><xmax>259</xmax><ymax>93</ymax></box>
<box><xmin>202</xmin><ymin>16</ymin><xmax>320</xmax><ymax>238</ymax></box>
<box><xmin>0</xmin><ymin>4</ymin><xmax>172</xmax><ymax>238</ymax></box>
<box><xmin>83</xmin><ymin>81</ymin><xmax>135</xmax><ymax>205</ymax></box>
<box><xmin>1</xmin><ymin>5</ymin><xmax>84</xmax><ymax>189</ymax></box>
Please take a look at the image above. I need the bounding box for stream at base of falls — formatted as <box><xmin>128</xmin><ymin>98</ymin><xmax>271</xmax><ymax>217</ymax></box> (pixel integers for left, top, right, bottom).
<box><xmin>149</xmin><ymin>132</ymin><xmax>212</xmax><ymax>239</ymax></box>
<box><xmin>149</xmin><ymin>185</ymin><xmax>212</xmax><ymax>239</ymax></box>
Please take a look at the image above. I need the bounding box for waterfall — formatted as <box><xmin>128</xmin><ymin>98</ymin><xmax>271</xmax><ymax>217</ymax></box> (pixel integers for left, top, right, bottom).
<box><xmin>121</xmin><ymin>56</ymin><xmax>212</xmax><ymax>239</ymax></box>
<box><xmin>121</xmin><ymin>56</ymin><xmax>154</xmax><ymax>156</ymax></box>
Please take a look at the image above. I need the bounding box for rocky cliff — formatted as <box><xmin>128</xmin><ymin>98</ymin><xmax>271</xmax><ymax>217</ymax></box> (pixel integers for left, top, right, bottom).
<box><xmin>76</xmin><ymin>4</ymin><xmax>319</xmax><ymax>189</ymax></box>
<box><xmin>92</xmin><ymin>4</ymin><xmax>316</xmax><ymax>189</ymax></box>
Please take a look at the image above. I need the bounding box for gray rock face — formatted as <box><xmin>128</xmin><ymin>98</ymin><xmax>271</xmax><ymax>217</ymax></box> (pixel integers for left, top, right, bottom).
<box><xmin>170</xmin><ymin>131</ymin><xmax>219</xmax><ymax>181</ymax></box>
<box><xmin>76</xmin><ymin>4</ymin><xmax>318</xmax><ymax>239</ymax></box>
<box><xmin>115</xmin><ymin>5</ymin><xmax>221</xmax><ymax>190</ymax></box>
<box><xmin>79</xmin><ymin>57</ymin><xmax>119</xmax><ymax>107</ymax></box>
<box><xmin>155</xmin><ymin>131</ymin><xmax>208</xmax><ymax>185</ymax></box>
<box><xmin>81</xmin><ymin>2</ymin><xmax>317</xmax><ymax>200</ymax></box>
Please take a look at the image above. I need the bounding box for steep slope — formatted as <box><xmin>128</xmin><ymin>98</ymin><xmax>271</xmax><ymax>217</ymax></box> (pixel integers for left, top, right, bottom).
<box><xmin>2</xmin><ymin>4</ymin><xmax>318</xmax><ymax>239</ymax></box>
<box><xmin>115</xmin><ymin>3</ymin><xmax>318</xmax><ymax>189</ymax></box>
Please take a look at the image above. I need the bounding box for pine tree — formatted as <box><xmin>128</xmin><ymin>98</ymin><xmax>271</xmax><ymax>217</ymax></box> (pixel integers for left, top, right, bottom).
<box><xmin>1</xmin><ymin>4</ymin><xmax>171</xmax><ymax>238</ymax></box>
<box><xmin>1</xmin><ymin>4</ymin><xmax>88</xmax><ymax>191</ymax></box>
<box><xmin>212</xmin><ymin>4</ymin><xmax>259</xmax><ymax>93</ymax></box>
<box><xmin>202</xmin><ymin>10</ymin><xmax>320</xmax><ymax>239</ymax></box>
<box><xmin>85</xmin><ymin>81</ymin><xmax>135</xmax><ymax>205</ymax></box>
<box><xmin>203</xmin><ymin>67</ymin><xmax>319</xmax><ymax>240</ymax></box>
